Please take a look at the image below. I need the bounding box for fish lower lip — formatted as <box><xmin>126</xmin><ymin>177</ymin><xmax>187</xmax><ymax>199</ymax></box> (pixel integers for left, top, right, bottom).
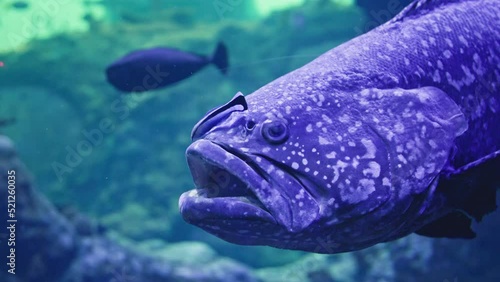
<box><xmin>179</xmin><ymin>190</ymin><xmax>275</xmax><ymax>223</ymax></box>
<box><xmin>181</xmin><ymin>140</ymin><xmax>273</xmax><ymax>221</ymax></box>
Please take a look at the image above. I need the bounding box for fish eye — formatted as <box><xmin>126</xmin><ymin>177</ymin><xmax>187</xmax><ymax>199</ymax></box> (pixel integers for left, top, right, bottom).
<box><xmin>245</xmin><ymin>120</ymin><xmax>256</xmax><ymax>131</ymax></box>
<box><xmin>261</xmin><ymin>120</ymin><xmax>289</xmax><ymax>144</ymax></box>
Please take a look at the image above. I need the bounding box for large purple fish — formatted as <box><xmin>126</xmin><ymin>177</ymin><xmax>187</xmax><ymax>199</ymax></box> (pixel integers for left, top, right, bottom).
<box><xmin>180</xmin><ymin>0</ymin><xmax>500</xmax><ymax>253</ymax></box>
<box><xmin>106</xmin><ymin>42</ymin><xmax>228</xmax><ymax>93</ymax></box>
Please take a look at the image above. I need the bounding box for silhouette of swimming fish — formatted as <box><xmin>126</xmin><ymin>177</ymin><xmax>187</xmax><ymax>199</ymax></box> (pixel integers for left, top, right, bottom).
<box><xmin>106</xmin><ymin>42</ymin><xmax>228</xmax><ymax>93</ymax></box>
<box><xmin>0</xmin><ymin>118</ymin><xmax>15</xmax><ymax>128</ymax></box>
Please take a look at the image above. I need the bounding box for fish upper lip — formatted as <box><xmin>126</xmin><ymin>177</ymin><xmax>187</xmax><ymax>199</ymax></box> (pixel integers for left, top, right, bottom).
<box><xmin>180</xmin><ymin>139</ymin><xmax>277</xmax><ymax>224</ymax></box>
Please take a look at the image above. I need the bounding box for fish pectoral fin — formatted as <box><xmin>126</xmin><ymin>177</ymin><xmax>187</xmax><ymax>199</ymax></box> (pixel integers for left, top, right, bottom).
<box><xmin>415</xmin><ymin>211</ymin><xmax>476</xmax><ymax>239</ymax></box>
<box><xmin>359</xmin><ymin>86</ymin><xmax>467</xmax><ymax>195</ymax></box>
<box><xmin>439</xmin><ymin>150</ymin><xmax>500</xmax><ymax>221</ymax></box>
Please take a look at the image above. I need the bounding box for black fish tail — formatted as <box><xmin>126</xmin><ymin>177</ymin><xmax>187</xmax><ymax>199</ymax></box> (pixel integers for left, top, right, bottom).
<box><xmin>211</xmin><ymin>42</ymin><xmax>228</xmax><ymax>75</ymax></box>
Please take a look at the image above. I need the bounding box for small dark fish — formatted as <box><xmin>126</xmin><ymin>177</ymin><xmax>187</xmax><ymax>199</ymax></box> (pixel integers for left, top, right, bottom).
<box><xmin>10</xmin><ymin>1</ymin><xmax>29</xmax><ymax>9</ymax></box>
<box><xmin>106</xmin><ymin>42</ymin><xmax>228</xmax><ymax>93</ymax></box>
<box><xmin>82</xmin><ymin>13</ymin><xmax>93</xmax><ymax>22</ymax></box>
<box><xmin>0</xmin><ymin>118</ymin><xmax>15</xmax><ymax>127</ymax></box>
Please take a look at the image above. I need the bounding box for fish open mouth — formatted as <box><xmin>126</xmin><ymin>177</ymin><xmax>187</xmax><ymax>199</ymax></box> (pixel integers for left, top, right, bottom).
<box><xmin>179</xmin><ymin>140</ymin><xmax>276</xmax><ymax>224</ymax></box>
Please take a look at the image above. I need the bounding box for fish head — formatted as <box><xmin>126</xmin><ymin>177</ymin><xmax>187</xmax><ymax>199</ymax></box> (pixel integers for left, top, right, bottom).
<box><xmin>180</xmin><ymin>81</ymin><xmax>467</xmax><ymax>253</ymax></box>
<box><xmin>180</xmin><ymin>87</ymin><xmax>395</xmax><ymax>253</ymax></box>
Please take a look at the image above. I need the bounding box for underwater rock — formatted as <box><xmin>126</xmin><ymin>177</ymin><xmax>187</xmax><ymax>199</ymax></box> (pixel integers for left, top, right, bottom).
<box><xmin>0</xmin><ymin>136</ymin><xmax>77</xmax><ymax>281</ymax></box>
<box><xmin>256</xmin><ymin>252</ymin><xmax>358</xmax><ymax>282</ymax></box>
<box><xmin>0</xmin><ymin>135</ymin><xmax>259</xmax><ymax>282</ymax></box>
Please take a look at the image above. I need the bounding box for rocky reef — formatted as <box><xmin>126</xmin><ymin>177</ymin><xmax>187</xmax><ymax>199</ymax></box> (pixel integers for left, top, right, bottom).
<box><xmin>0</xmin><ymin>135</ymin><xmax>259</xmax><ymax>282</ymax></box>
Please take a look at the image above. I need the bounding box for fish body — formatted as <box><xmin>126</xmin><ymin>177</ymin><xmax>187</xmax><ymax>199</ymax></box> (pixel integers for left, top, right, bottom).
<box><xmin>106</xmin><ymin>42</ymin><xmax>228</xmax><ymax>93</ymax></box>
<box><xmin>180</xmin><ymin>0</ymin><xmax>500</xmax><ymax>253</ymax></box>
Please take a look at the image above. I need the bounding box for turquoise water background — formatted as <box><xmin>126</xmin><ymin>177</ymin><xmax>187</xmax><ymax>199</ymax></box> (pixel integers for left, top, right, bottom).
<box><xmin>0</xmin><ymin>1</ymin><xmax>499</xmax><ymax>281</ymax></box>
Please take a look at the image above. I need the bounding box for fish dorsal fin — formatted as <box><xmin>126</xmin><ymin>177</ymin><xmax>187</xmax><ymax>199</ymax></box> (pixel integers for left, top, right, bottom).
<box><xmin>389</xmin><ymin>0</ymin><xmax>462</xmax><ymax>23</ymax></box>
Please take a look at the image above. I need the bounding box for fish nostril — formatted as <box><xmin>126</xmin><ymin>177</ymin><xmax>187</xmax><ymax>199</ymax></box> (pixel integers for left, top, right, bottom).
<box><xmin>191</xmin><ymin>92</ymin><xmax>248</xmax><ymax>140</ymax></box>
<box><xmin>245</xmin><ymin>120</ymin><xmax>256</xmax><ymax>131</ymax></box>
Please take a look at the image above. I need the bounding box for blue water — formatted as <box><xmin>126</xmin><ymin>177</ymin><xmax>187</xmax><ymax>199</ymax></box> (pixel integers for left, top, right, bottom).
<box><xmin>0</xmin><ymin>1</ymin><xmax>498</xmax><ymax>281</ymax></box>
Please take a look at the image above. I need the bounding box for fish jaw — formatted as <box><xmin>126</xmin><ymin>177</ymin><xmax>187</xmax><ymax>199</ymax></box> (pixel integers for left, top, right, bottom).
<box><xmin>180</xmin><ymin>139</ymin><xmax>320</xmax><ymax>236</ymax></box>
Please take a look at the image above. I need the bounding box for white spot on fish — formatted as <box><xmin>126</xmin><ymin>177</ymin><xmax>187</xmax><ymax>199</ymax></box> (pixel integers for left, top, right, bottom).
<box><xmin>292</xmin><ymin>162</ymin><xmax>299</xmax><ymax>169</ymax></box>
<box><xmin>322</xmin><ymin>114</ymin><xmax>333</xmax><ymax>124</ymax></box>
<box><xmin>341</xmin><ymin>179</ymin><xmax>375</xmax><ymax>204</ymax></box>
<box><xmin>415</xmin><ymin>166</ymin><xmax>425</xmax><ymax>180</ymax></box>
<box><xmin>443</xmin><ymin>50</ymin><xmax>452</xmax><ymax>59</ymax></box>
<box><xmin>445</xmin><ymin>38</ymin><xmax>453</xmax><ymax>48</ymax></box>
<box><xmin>361</xmin><ymin>138</ymin><xmax>377</xmax><ymax>159</ymax></box>
<box><xmin>352</xmin><ymin>158</ymin><xmax>359</xmax><ymax>169</ymax></box>
<box><xmin>306</xmin><ymin>124</ymin><xmax>313</xmax><ymax>132</ymax></box>
<box><xmin>319</xmin><ymin>136</ymin><xmax>332</xmax><ymax>145</ymax></box>
<box><xmin>458</xmin><ymin>35</ymin><xmax>469</xmax><ymax>47</ymax></box>
<box><xmin>397</xmin><ymin>154</ymin><xmax>408</xmax><ymax>164</ymax></box>
<box><xmin>428</xmin><ymin>140</ymin><xmax>437</xmax><ymax>149</ymax></box>
<box><xmin>432</xmin><ymin>69</ymin><xmax>441</xmax><ymax>83</ymax></box>
<box><xmin>266</xmin><ymin>166</ymin><xmax>275</xmax><ymax>174</ymax></box>
<box><xmin>382</xmin><ymin>177</ymin><xmax>391</xmax><ymax>186</ymax></box>
<box><xmin>437</xmin><ymin>60</ymin><xmax>444</xmax><ymax>70</ymax></box>
<box><xmin>394</xmin><ymin>122</ymin><xmax>405</xmax><ymax>133</ymax></box>
<box><xmin>363</xmin><ymin>161</ymin><xmax>381</xmax><ymax>178</ymax></box>
<box><xmin>339</xmin><ymin>114</ymin><xmax>350</xmax><ymax>123</ymax></box>
<box><xmin>326</xmin><ymin>151</ymin><xmax>337</xmax><ymax>159</ymax></box>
